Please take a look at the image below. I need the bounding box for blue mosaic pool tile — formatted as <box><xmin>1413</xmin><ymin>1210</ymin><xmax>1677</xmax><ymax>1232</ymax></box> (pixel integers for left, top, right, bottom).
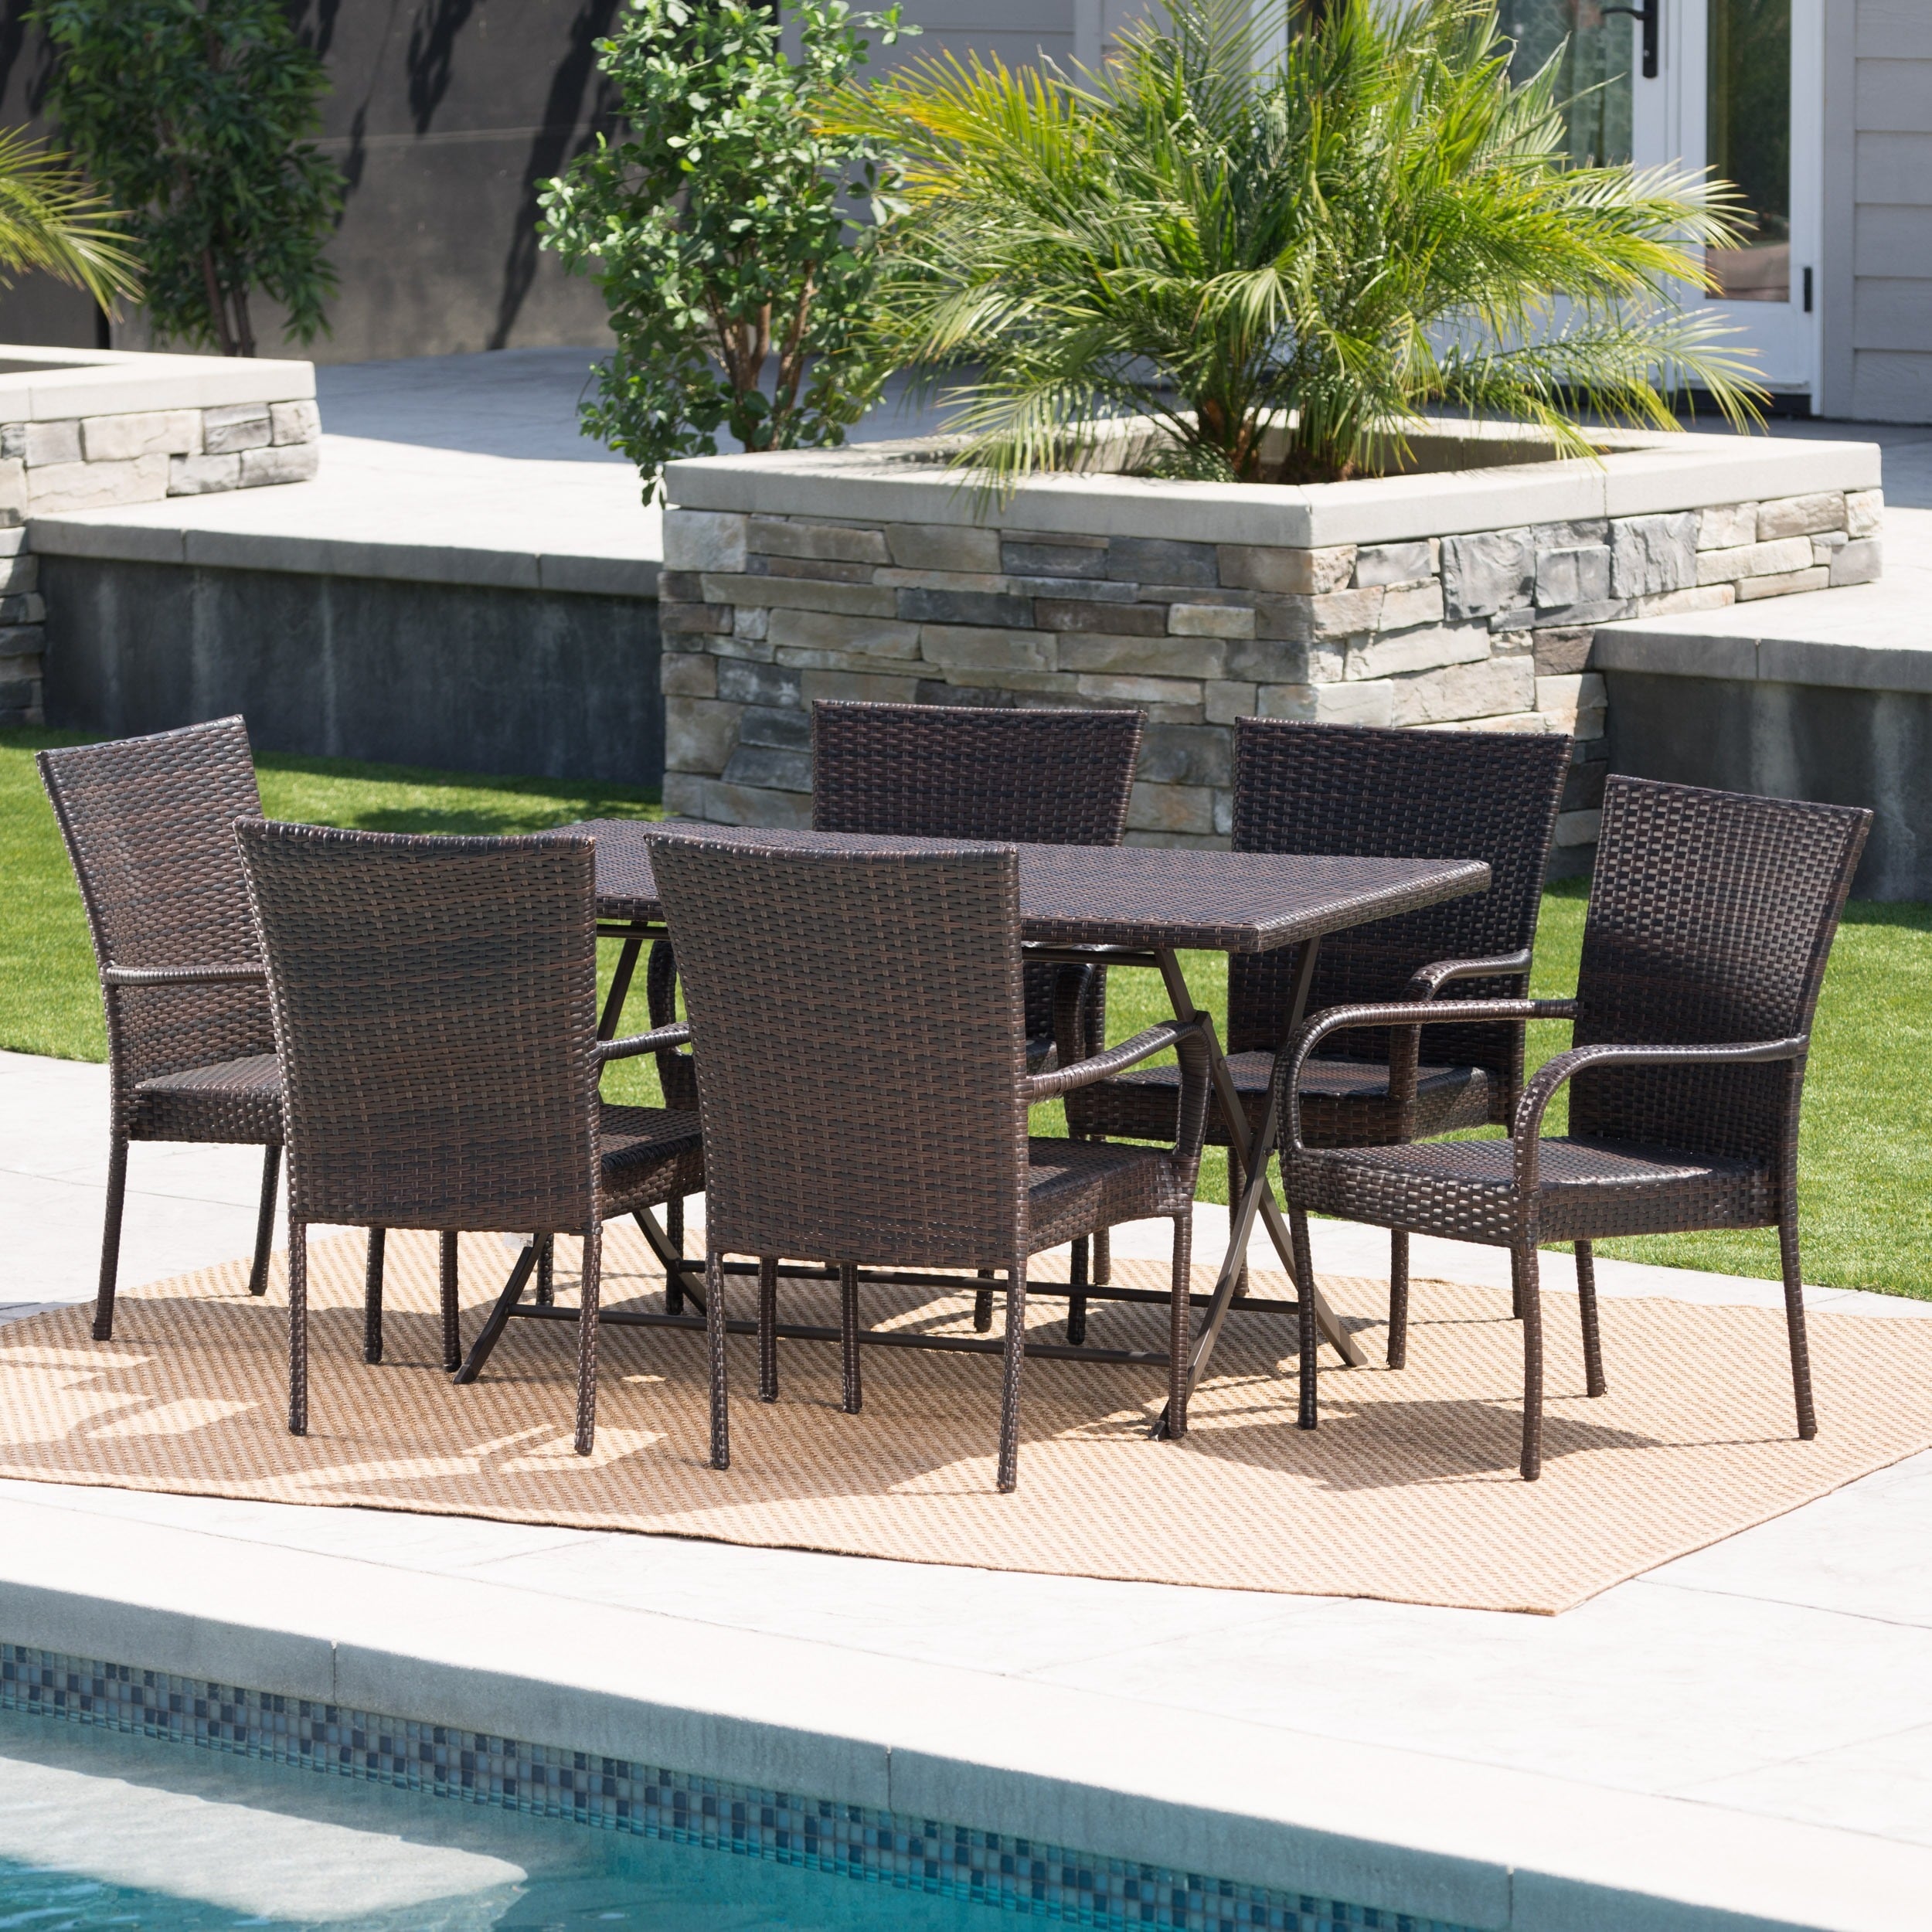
<box><xmin>2</xmin><ymin>1642</ymin><xmax>1479</xmax><ymax>1932</ymax></box>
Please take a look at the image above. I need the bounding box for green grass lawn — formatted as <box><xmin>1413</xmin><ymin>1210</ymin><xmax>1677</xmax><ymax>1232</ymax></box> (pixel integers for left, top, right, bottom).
<box><xmin>5</xmin><ymin>725</ymin><xmax>1927</xmax><ymax>1296</ymax></box>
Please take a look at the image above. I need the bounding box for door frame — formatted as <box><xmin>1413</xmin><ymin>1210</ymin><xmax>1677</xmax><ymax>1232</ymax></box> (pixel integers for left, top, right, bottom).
<box><xmin>1632</xmin><ymin>0</ymin><xmax>1825</xmax><ymax>401</ymax></box>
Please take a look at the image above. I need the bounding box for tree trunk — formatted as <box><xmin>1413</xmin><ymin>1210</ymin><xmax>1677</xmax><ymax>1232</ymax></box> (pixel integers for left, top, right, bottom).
<box><xmin>201</xmin><ymin>247</ymin><xmax>236</xmax><ymax>357</ymax></box>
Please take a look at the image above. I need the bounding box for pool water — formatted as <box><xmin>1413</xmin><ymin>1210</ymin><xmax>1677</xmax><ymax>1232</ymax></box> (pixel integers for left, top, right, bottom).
<box><xmin>0</xmin><ymin>1709</ymin><xmax>1005</xmax><ymax>1931</ymax></box>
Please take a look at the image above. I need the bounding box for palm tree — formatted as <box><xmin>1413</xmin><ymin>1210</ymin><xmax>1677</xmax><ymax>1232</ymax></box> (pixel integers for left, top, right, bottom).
<box><xmin>830</xmin><ymin>0</ymin><xmax>1763</xmax><ymax>491</ymax></box>
<box><xmin>0</xmin><ymin>126</ymin><xmax>141</xmax><ymax>314</ymax></box>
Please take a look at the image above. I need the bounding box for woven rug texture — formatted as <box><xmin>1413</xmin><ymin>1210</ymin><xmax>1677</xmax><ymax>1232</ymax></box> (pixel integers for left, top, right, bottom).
<box><xmin>4</xmin><ymin>1224</ymin><xmax>1929</xmax><ymax>1615</ymax></box>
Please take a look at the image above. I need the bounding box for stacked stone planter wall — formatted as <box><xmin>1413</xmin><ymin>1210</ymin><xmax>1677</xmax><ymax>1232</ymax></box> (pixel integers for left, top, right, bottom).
<box><xmin>0</xmin><ymin>347</ymin><xmax>316</xmax><ymax>727</ymax></box>
<box><xmin>656</xmin><ymin>426</ymin><xmax>1884</xmax><ymax>859</ymax></box>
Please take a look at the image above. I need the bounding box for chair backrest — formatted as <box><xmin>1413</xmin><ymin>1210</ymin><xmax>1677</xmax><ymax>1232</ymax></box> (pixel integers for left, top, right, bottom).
<box><xmin>813</xmin><ymin>701</ymin><xmax>1142</xmax><ymax>1045</ymax></box>
<box><xmin>1227</xmin><ymin>720</ymin><xmax>1572</xmax><ymax>1085</ymax></box>
<box><xmin>650</xmin><ymin>835</ymin><xmax>1029</xmax><ymax>1269</ymax></box>
<box><xmin>37</xmin><ymin>717</ymin><xmax>274</xmax><ymax>1096</ymax></box>
<box><xmin>236</xmin><ymin>820</ymin><xmax>600</xmax><ymax>1233</ymax></box>
<box><xmin>812</xmin><ymin>702</ymin><xmax>1142</xmax><ymax>843</ymax></box>
<box><xmin>1570</xmin><ymin>776</ymin><xmax>1870</xmax><ymax>1172</ymax></box>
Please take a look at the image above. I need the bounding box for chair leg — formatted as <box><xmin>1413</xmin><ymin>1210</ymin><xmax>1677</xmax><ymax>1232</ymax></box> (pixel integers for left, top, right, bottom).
<box><xmin>1387</xmin><ymin>1230</ymin><xmax>1410</xmax><ymax>1370</ymax></box>
<box><xmin>1067</xmin><ymin>1234</ymin><xmax>1089</xmax><ymax>1347</ymax></box>
<box><xmin>1093</xmin><ymin>1226</ymin><xmax>1111</xmax><ymax>1287</ymax></box>
<box><xmin>706</xmin><ymin>1245</ymin><xmax>730</xmax><ymax>1469</ymax></box>
<box><xmin>574</xmin><ymin>1220</ymin><xmax>603</xmax><ymax>1456</ymax></box>
<box><xmin>1779</xmin><ymin>1213</ymin><xmax>1818</xmax><ymax>1440</ymax></box>
<box><xmin>757</xmin><ymin>1256</ymin><xmax>779</xmax><ymax>1403</ymax></box>
<box><xmin>439</xmin><ymin>1231</ymin><xmax>462</xmax><ymax>1374</ymax></box>
<box><xmin>363</xmin><ymin>1226</ymin><xmax>386</xmax><ymax>1365</ymax></box>
<box><xmin>664</xmin><ymin>1197</ymin><xmax>685</xmax><ymax>1315</ymax></box>
<box><xmin>997</xmin><ymin>1262</ymin><xmax>1028</xmax><ymax>1492</ymax></box>
<box><xmin>287</xmin><ymin>1222</ymin><xmax>309</xmax><ymax>1437</ymax></box>
<box><xmin>1166</xmin><ymin>1214</ymin><xmax>1192</xmax><ymax>1440</ymax></box>
<box><xmin>840</xmin><ymin>1261</ymin><xmax>862</xmax><ymax>1415</ymax></box>
<box><xmin>1517</xmin><ymin>1243</ymin><xmax>1544</xmax><ymax>1481</ymax></box>
<box><xmin>1575</xmin><ymin>1240</ymin><xmax>1606</xmax><ymax>1397</ymax></box>
<box><xmin>973</xmin><ymin>1270</ymin><xmax>994</xmax><ymax>1332</ymax></box>
<box><xmin>535</xmin><ymin>1232</ymin><xmax>554</xmax><ymax>1308</ymax></box>
<box><xmin>1289</xmin><ymin>1206</ymin><xmax>1318</xmax><ymax>1430</ymax></box>
<box><xmin>455</xmin><ymin>1237</ymin><xmax>541</xmax><ymax>1386</ymax></box>
<box><xmin>93</xmin><ymin>1131</ymin><xmax>129</xmax><ymax>1342</ymax></box>
<box><xmin>1510</xmin><ymin>1247</ymin><xmax>1525</xmax><ymax>1320</ymax></box>
<box><xmin>247</xmin><ymin>1145</ymin><xmax>281</xmax><ymax>1298</ymax></box>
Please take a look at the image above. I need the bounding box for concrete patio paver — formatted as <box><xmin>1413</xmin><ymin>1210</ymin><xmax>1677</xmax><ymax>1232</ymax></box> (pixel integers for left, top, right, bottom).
<box><xmin>2</xmin><ymin>1044</ymin><xmax>1930</xmax><ymax>1929</ymax></box>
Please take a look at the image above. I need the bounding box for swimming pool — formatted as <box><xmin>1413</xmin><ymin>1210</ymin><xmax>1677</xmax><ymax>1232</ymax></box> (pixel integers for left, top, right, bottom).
<box><xmin>0</xmin><ymin>1705</ymin><xmax>1013</xmax><ymax>1931</ymax></box>
<box><xmin>0</xmin><ymin>1643</ymin><xmax>1467</xmax><ymax>1932</ymax></box>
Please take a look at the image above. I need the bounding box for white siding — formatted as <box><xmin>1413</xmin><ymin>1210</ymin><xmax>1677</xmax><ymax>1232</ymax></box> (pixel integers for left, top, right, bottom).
<box><xmin>1846</xmin><ymin>1</ymin><xmax>1932</xmax><ymax>420</ymax></box>
<box><xmin>873</xmin><ymin>0</ymin><xmax>1077</xmax><ymax>81</ymax></box>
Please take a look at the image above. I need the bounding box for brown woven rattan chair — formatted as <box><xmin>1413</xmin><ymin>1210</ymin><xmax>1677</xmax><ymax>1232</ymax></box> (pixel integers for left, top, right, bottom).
<box><xmin>1276</xmin><ymin>775</ymin><xmax>1872</xmax><ymax>1480</ymax></box>
<box><xmin>808</xmin><ymin>699</ymin><xmax>1145</xmax><ymax>1327</ymax></box>
<box><xmin>647</xmin><ymin>834</ymin><xmax>1209</xmax><ymax>1492</ymax></box>
<box><xmin>234</xmin><ymin>819</ymin><xmax>702</xmax><ymax>1452</ymax></box>
<box><xmin>37</xmin><ymin>718</ymin><xmax>287</xmax><ymax>1341</ymax></box>
<box><xmin>1069</xmin><ymin>718</ymin><xmax>1570</xmax><ymax>1357</ymax></box>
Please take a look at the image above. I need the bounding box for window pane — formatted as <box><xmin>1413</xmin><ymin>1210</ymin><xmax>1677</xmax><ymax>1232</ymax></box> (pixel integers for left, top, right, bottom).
<box><xmin>1707</xmin><ymin>0</ymin><xmax>1791</xmax><ymax>301</ymax></box>
<box><xmin>1505</xmin><ymin>2</ymin><xmax>1633</xmax><ymax>168</ymax></box>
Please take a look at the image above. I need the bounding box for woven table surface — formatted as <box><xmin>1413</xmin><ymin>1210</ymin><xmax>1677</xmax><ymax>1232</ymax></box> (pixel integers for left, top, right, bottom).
<box><xmin>5</xmin><ymin>1226</ymin><xmax>1930</xmax><ymax>1614</ymax></box>
<box><xmin>582</xmin><ymin>821</ymin><xmax>1490</xmax><ymax>954</ymax></box>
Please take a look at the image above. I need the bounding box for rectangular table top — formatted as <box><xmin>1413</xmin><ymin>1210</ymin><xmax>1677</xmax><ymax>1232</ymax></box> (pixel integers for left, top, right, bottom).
<box><xmin>577</xmin><ymin>819</ymin><xmax>1489</xmax><ymax>954</ymax></box>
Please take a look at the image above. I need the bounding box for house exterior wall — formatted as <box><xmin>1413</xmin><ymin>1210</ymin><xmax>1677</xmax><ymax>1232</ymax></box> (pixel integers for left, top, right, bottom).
<box><xmin>0</xmin><ymin>0</ymin><xmax>621</xmax><ymax>364</ymax></box>
<box><xmin>1821</xmin><ymin>1</ymin><xmax>1932</xmax><ymax>422</ymax></box>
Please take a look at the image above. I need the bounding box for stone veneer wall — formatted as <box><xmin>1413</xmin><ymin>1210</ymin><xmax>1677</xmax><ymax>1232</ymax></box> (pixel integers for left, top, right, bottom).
<box><xmin>0</xmin><ymin>399</ymin><xmax>320</xmax><ymax>728</ymax></box>
<box><xmin>658</xmin><ymin>485</ymin><xmax>1883</xmax><ymax>855</ymax></box>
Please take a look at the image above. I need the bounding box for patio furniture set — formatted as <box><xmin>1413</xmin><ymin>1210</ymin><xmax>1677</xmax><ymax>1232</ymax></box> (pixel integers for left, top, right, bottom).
<box><xmin>39</xmin><ymin>703</ymin><xmax>1869</xmax><ymax>1488</ymax></box>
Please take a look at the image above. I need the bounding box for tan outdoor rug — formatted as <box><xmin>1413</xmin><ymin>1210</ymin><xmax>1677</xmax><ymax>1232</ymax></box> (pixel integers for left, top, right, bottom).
<box><xmin>4</xmin><ymin>1225</ymin><xmax>1931</xmax><ymax>1614</ymax></box>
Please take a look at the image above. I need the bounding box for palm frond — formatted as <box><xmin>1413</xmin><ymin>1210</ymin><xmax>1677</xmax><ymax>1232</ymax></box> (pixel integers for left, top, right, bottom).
<box><xmin>0</xmin><ymin>128</ymin><xmax>141</xmax><ymax>308</ymax></box>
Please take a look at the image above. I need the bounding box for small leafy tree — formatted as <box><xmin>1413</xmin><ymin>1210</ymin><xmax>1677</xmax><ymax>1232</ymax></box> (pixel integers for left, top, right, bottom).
<box><xmin>541</xmin><ymin>0</ymin><xmax>912</xmax><ymax>503</ymax></box>
<box><xmin>36</xmin><ymin>0</ymin><xmax>343</xmax><ymax>356</ymax></box>
<box><xmin>832</xmin><ymin>0</ymin><xmax>1764</xmax><ymax>490</ymax></box>
<box><xmin>0</xmin><ymin>126</ymin><xmax>141</xmax><ymax>311</ymax></box>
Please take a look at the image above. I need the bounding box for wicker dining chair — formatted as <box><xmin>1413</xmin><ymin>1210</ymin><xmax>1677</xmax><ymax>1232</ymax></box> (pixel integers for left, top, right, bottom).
<box><xmin>37</xmin><ymin>717</ymin><xmax>287</xmax><ymax>1342</ymax></box>
<box><xmin>1274</xmin><ymin>775</ymin><xmax>1871</xmax><ymax>1480</ymax></box>
<box><xmin>1067</xmin><ymin>718</ymin><xmax>1571</xmax><ymax>1355</ymax></box>
<box><xmin>810</xmin><ymin>699</ymin><xmax>1145</xmax><ymax>1325</ymax></box>
<box><xmin>647</xmin><ymin>834</ymin><xmax>1209</xmax><ymax>1492</ymax></box>
<box><xmin>234</xmin><ymin>819</ymin><xmax>702</xmax><ymax>1452</ymax></box>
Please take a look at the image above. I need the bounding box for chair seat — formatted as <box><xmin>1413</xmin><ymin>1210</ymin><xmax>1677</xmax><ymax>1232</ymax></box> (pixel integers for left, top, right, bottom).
<box><xmin>1026</xmin><ymin>1134</ymin><xmax>1193</xmax><ymax>1253</ymax></box>
<box><xmin>600</xmin><ymin>1104</ymin><xmax>706</xmax><ymax>1213</ymax></box>
<box><xmin>1285</xmin><ymin>1134</ymin><xmax>1773</xmax><ymax>1246</ymax></box>
<box><xmin>1073</xmin><ymin>1049</ymin><xmax>1495</xmax><ymax>1149</ymax></box>
<box><xmin>131</xmin><ymin>1053</ymin><xmax>283</xmax><ymax>1144</ymax></box>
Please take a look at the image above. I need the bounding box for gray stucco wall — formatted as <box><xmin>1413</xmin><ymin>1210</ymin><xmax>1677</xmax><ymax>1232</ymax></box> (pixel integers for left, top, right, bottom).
<box><xmin>0</xmin><ymin>0</ymin><xmax>621</xmax><ymax>363</ymax></box>
<box><xmin>1605</xmin><ymin>668</ymin><xmax>1927</xmax><ymax>900</ymax></box>
<box><xmin>41</xmin><ymin>556</ymin><xmax>663</xmax><ymax>790</ymax></box>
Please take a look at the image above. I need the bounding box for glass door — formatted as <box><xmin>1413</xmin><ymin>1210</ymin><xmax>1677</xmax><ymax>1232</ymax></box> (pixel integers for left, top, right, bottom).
<box><xmin>1506</xmin><ymin>0</ymin><xmax>1822</xmax><ymax>404</ymax></box>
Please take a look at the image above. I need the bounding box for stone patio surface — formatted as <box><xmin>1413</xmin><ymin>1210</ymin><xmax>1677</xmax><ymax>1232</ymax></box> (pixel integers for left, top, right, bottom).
<box><xmin>3</xmin><ymin>1044</ymin><xmax>1930</xmax><ymax>1932</ymax></box>
<box><xmin>9</xmin><ymin>362</ymin><xmax>1932</xmax><ymax>1927</ymax></box>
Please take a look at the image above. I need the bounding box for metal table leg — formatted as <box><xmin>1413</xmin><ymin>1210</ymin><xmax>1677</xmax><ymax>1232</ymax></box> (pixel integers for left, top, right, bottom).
<box><xmin>1151</xmin><ymin>942</ymin><xmax>1366</xmax><ymax>1437</ymax></box>
<box><xmin>598</xmin><ymin>921</ymin><xmax>648</xmax><ymax>1040</ymax></box>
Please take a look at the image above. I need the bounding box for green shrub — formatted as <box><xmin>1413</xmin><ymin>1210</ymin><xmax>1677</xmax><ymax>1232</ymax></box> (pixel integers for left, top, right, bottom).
<box><xmin>541</xmin><ymin>0</ymin><xmax>913</xmax><ymax>503</ymax></box>
<box><xmin>36</xmin><ymin>0</ymin><xmax>342</xmax><ymax>355</ymax></box>
<box><xmin>834</xmin><ymin>0</ymin><xmax>1764</xmax><ymax>490</ymax></box>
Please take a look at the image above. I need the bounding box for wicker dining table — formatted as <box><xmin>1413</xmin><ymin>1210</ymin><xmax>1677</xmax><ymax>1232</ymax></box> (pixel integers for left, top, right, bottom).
<box><xmin>578</xmin><ymin>818</ymin><xmax>1489</xmax><ymax>1413</ymax></box>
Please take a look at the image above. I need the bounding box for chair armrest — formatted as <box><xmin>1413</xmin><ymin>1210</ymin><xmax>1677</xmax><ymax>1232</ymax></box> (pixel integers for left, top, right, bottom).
<box><xmin>1027</xmin><ymin>1019</ymin><xmax>1213</xmax><ymax>1174</ymax></box>
<box><xmin>1388</xmin><ymin>949</ymin><xmax>1537</xmax><ymax>1119</ymax></box>
<box><xmin>1024</xmin><ymin>1019</ymin><xmax>1201</xmax><ymax>1100</ymax></box>
<box><xmin>1511</xmin><ymin>1036</ymin><xmax>1808</xmax><ymax>1191</ymax></box>
<box><xmin>101</xmin><ymin>962</ymin><xmax>267</xmax><ymax>988</ymax></box>
<box><xmin>1400</xmin><ymin>949</ymin><xmax>1535</xmax><ymax>1000</ymax></box>
<box><xmin>1276</xmin><ymin>998</ymin><xmax>1579</xmax><ymax>1151</ymax></box>
<box><xmin>596</xmin><ymin>1022</ymin><xmax>692</xmax><ymax>1063</ymax></box>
